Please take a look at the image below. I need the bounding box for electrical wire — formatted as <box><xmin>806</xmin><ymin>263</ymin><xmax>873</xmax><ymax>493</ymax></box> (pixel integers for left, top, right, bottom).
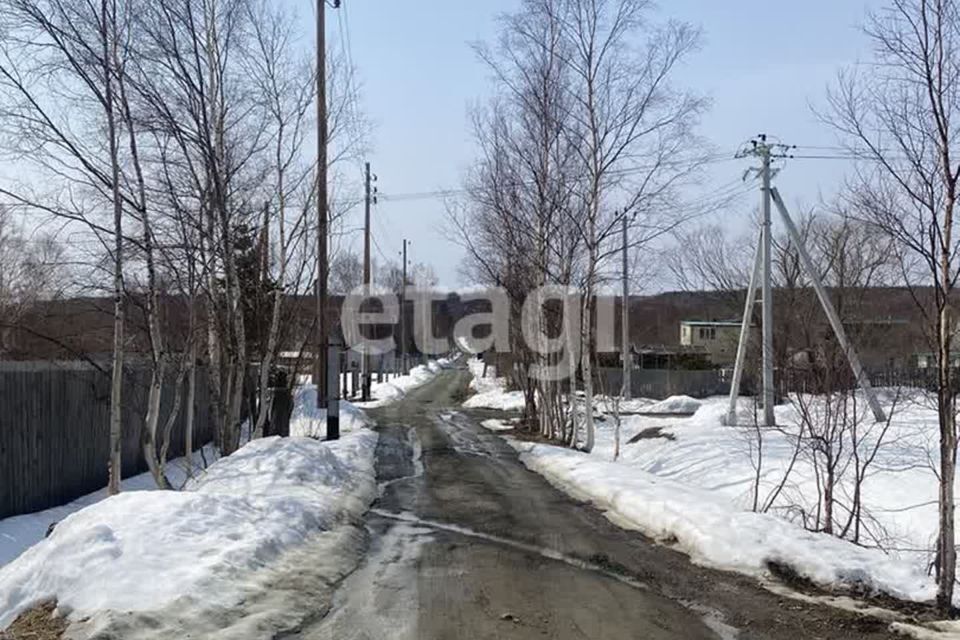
<box><xmin>378</xmin><ymin>151</ymin><xmax>740</xmax><ymax>203</ymax></box>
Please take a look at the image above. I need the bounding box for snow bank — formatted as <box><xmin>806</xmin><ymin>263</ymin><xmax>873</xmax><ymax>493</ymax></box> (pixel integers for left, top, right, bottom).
<box><xmin>642</xmin><ymin>395</ymin><xmax>702</xmax><ymax>415</ymax></box>
<box><xmin>354</xmin><ymin>357</ymin><xmax>457</xmax><ymax>408</ymax></box>
<box><xmin>480</xmin><ymin>418</ymin><xmax>515</xmax><ymax>432</ymax></box>
<box><xmin>462</xmin><ymin>357</ymin><xmax>526</xmax><ymax>411</ymax></box>
<box><xmin>0</xmin><ymin>446</ymin><xmax>215</xmax><ymax>568</ymax></box>
<box><xmin>511</xmin><ymin>439</ymin><xmax>933</xmax><ymax>602</ymax></box>
<box><xmin>505</xmin><ymin>392</ymin><xmax>954</xmax><ymax>605</ymax></box>
<box><xmin>0</xmin><ymin>431</ymin><xmax>378</xmax><ymax>630</ymax></box>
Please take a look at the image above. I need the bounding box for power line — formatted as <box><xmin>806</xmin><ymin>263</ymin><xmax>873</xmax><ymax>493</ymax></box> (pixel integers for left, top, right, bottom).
<box><xmin>378</xmin><ymin>152</ymin><xmax>740</xmax><ymax>203</ymax></box>
<box><xmin>336</xmin><ymin>2</ymin><xmax>366</xmax><ymax>149</ymax></box>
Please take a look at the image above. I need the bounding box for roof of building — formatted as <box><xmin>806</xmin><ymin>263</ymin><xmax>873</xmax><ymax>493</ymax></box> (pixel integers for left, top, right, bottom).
<box><xmin>679</xmin><ymin>320</ymin><xmax>743</xmax><ymax>327</ymax></box>
<box><xmin>630</xmin><ymin>343</ymin><xmax>710</xmax><ymax>355</ymax></box>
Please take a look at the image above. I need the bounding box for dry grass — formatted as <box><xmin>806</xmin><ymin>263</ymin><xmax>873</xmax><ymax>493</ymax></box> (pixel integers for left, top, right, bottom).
<box><xmin>0</xmin><ymin>601</ymin><xmax>67</xmax><ymax>640</ymax></box>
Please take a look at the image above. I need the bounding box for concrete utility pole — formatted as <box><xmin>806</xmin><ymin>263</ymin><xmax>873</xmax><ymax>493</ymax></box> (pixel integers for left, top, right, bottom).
<box><xmin>725</xmin><ymin>230</ymin><xmax>763</xmax><ymax>426</ymax></box>
<box><xmin>621</xmin><ymin>213</ymin><xmax>631</xmax><ymax>400</ymax></box>
<box><xmin>730</xmin><ymin>135</ymin><xmax>779</xmax><ymax>426</ymax></box>
<box><xmin>362</xmin><ymin>161</ymin><xmax>373</xmax><ymax>400</ymax></box>
<box><xmin>724</xmin><ymin>135</ymin><xmax>886</xmax><ymax>426</ymax></box>
<box><xmin>315</xmin><ymin>0</ymin><xmax>340</xmax><ymax>439</ymax></box>
<box><xmin>771</xmin><ymin>188</ymin><xmax>886</xmax><ymax>423</ymax></box>
<box><xmin>760</xmin><ymin>137</ymin><xmax>775</xmax><ymax>426</ymax></box>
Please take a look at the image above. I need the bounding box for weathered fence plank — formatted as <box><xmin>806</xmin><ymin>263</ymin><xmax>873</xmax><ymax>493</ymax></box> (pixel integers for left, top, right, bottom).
<box><xmin>0</xmin><ymin>363</ymin><xmax>212</xmax><ymax>519</ymax></box>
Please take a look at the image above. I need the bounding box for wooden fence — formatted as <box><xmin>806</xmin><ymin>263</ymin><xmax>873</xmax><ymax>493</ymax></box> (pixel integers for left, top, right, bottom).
<box><xmin>0</xmin><ymin>362</ymin><xmax>212</xmax><ymax>519</ymax></box>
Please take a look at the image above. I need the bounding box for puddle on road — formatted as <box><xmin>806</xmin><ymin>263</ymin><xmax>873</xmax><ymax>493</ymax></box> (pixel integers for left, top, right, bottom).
<box><xmin>376</xmin><ymin>424</ymin><xmax>424</xmax><ymax>498</ymax></box>
<box><xmin>434</xmin><ymin>411</ymin><xmax>503</xmax><ymax>458</ymax></box>
<box><xmin>370</xmin><ymin>509</ymin><xmax>652</xmax><ymax>591</ymax></box>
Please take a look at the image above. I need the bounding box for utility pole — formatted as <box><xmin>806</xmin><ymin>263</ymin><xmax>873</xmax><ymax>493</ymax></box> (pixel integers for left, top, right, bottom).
<box><xmin>760</xmin><ymin>136</ymin><xmax>775</xmax><ymax>426</ymax></box>
<box><xmin>734</xmin><ymin>135</ymin><xmax>777</xmax><ymax>425</ymax></box>
<box><xmin>315</xmin><ymin>0</ymin><xmax>340</xmax><ymax>439</ymax></box>
<box><xmin>362</xmin><ymin>161</ymin><xmax>373</xmax><ymax>400</ymax></box>
<box><xmin>621</xmin><ymin>213</ymin><xmax>631</xmax><ymax>400</ymax></box>
<box><xmin>729</xmin><ymin>135</ymin><xmax>781</xmax><ymax>426</ymax></box>
<box><xmin>400</xmin><ymin>239</ymin><xmax>408</xmax><ymax>374</ymax></box>
<box><xmin>724</xmin><ymin>134</ymin><xmax>886</xmax><ymax>426</ymax></box>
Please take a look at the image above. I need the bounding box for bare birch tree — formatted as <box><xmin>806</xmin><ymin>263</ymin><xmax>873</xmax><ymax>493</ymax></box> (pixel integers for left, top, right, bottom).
<box><xmin>453</xmin><ymin>0</ymin><xmax>705</xmax><ymax>448</ymax></box>
<box><xmin>825</xmin><ymin>0</ymin><xmax>960</xmax><ymax>613</ymax></box>
<box><xmin>0</xmin><ymin>0</ymin><xmax>133</xmax><ymax>493</ymax></box>
<box><xmin>553</xmin><ymin>0</ymin><xmax>706</xmax><ymax>450</ymax></box>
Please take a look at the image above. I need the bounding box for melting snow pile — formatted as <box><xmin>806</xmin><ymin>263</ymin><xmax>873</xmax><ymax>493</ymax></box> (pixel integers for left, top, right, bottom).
<box><xmin>508</xmin><ymin>393</ymin><xmax>947</xmax><ymax>605</ymax></box>
<box><xmin>0</xmin><ymin>446</ymin><xmax>216</xmax><ymax>568</ymax></box>
<box><xmin>0</xmin><ymin>431</ymin><xmax>378</xmax><ymax>630</ymax></box>
<box><xmin>462</xmin><ymin>357</ymin><xmax>526</xmax><ymax>411</ymax></box>
<box><xmin>480</xmin><ymin>418</ymin><xmax>515</xmax><ymax>432</ymax></box>
<box><xmin>642</xmin><ymin>395</ymin><xmax>702</xmax><ymax>415</ymax></box>
<box><xmin>512</xmin><ymin>439</ymin><xmax>932</xmax><ymax>602</ymax></box>
<box><xmin>355</xmin><ymin>357</ymin><xmax>457</xmax><ymax>408</ymax></box>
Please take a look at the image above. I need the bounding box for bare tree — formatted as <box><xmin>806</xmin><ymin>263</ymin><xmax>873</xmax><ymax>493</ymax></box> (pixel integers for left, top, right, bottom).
<box><xmin>0</xmin><ymin>206</ymin><xmax>67</xmax><ymax>353</ymax></box>
<box><xmin>0</xmin><ymin>0</ymin><xmax>135</xmax><ymax>493</ymax></box>
<box><xmin>243</xmin><ymin>0</ymin><xmax>317</xmax><ymax>441</ymax></box>
<box><xmin>331</xmin><ymin>249</ymin><xmax>363</xmax><ymax>294</ymax></box>
<box><xmin>453</xmin><ymin>0</ymin><xmax>705</xmax><ymax>447</ymax></box>
<box><xmin>452</xmin><ymin>0</ymin><xmax>584</xmax><ymax>440</ymax></box>
<box><xmin>825</xmin><ymin>0</ymin><xmax>960</xmax><ymax>613</ymax></box>
<box><xmin>558</xmin><ymin>0</ymin><xmax>706</xmax><ymax>450</ymax></box>
<box><xmin>667</xmin><ymin>223</ymin><xmax>753</xmax><ymax>296</ymax></box>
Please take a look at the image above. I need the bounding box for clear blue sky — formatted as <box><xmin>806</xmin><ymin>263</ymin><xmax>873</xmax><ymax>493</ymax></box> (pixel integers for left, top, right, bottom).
<box><xmin>306</xmin><ymin>0</ymin><xmax>881</xmax><ymax>289</ymax></box>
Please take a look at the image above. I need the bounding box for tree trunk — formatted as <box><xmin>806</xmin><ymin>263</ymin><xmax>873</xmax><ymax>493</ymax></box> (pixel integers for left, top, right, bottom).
<box><xmin>581</xmin><ymin>279</ymin><xmax>596</xmax><ymax>453</ymax></box>
<box><xmin>103</xmin><ymin>0</ymin><xmax>124</xmax><ymax>496</ymax></box>
<box><xmin>937</xmin><ymin>301</ymin><xmax>957</xmax><ymax>615</ymax></box>
<box><xmin>142</xmin><ymin>368</ymin><xmax>171</xmax><ymax>489</ymax></box>
<box><xmin>185</xmin><ymin>350</ymin><xmax>197</xmax><ymax>474</ymax></box>
<box><xmin>566</xmin><ymin>297</ymin><xmax>580</xmax><ymax>447</ymax></box>
<box><xmin>158</xmin><ymin>362</ymin><xmax>189</xmax><ymax>484</ymax></box>
<box><xmin>253</xmin><ymin>287</ymin><xmax>283</xmax><ymax>439</ymax></box>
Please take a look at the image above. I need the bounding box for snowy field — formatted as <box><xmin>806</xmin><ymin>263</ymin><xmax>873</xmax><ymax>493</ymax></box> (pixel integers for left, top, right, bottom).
<box><xmin>0</xmin><ymin>390</ymin><xmax>379</xmax><ymax>632</ymax></box>
<box><xmin>472</xmin><ymin>365</ymin><xmax>953</xmax><ymax>606</ymax></box>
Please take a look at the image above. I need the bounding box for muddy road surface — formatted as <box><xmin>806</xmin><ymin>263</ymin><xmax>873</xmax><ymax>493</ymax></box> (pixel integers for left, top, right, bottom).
<box><xmin>290</xmin><ymin>364</ymin><xmax>901</xmax><ymax>640</ymax></box>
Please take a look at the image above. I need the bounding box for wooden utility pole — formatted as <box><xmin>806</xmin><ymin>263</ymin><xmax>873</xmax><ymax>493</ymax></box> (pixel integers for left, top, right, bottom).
<box><xmin>362</xmin><ymin>161</ymin><xmax>372</xmax><ymax>400</ymax></box>
<box><xmin>400</xmin><ymin>239</ymin><xmax>408</xmax><ymax>374</ymax></box>
<box><xmin>621</xmin><ymin>213</ymin><xmax>631</xmax><ymax>400</ymax></box>
<box><xmin>315</xmin><ymin>0</ymin><xmax>340</xmax><ymax>438</ymax></box>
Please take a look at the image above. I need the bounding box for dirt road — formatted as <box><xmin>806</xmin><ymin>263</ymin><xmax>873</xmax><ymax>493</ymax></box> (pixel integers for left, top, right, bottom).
<box><xmin>292</xmin><ymin>364</ymin><xmax>901</xmax><ymax>640</ymax></box>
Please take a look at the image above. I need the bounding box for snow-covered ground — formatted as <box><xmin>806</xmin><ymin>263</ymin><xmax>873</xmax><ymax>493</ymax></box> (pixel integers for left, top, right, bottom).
<box><xmin>0</xmin><ymin>446</ymin><xmax>216</xmax><ymax>568</ymax></box>
<box><xmin>354</xmin><ymin>356</ymin><xmax>458</xmax><ymax>408</ymax></box>
<box><xmin>0</xmin><ymin>390</ymin><xmax>379</xmax><ymax>632</ymax></box>
<box><xmin>0</xmin><ymin>390</ymin><xmax>375</xmax><ymax>571</ymax></box>
<box><xmin>640</xmin><ymin>394</ymin><xmax>702</xmax><ymax>414</ymax></box>
<box><xmin>465</xmin><ymin>358</ymin><xmax>951</xmax><ymax>607</ymax></box>
<box><xmin>462</xmin><ymin>357</ymin><xmax>526</xmax><ymax>411</ymax></box>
